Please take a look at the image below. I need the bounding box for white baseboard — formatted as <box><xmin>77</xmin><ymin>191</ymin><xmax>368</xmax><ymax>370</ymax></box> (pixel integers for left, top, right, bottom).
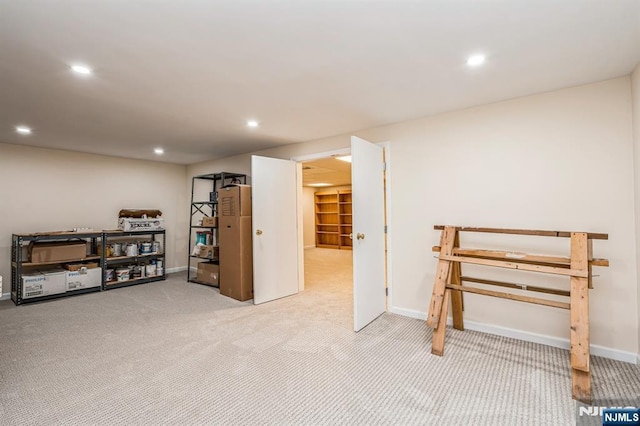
<box><xmin>389</xmin><ymin>306</ymin><xmax>426</xmax><ymax>321</ymax></box>
<box><xmin>1</xmin><ymin>292</ymin><xmax>9</xmax><ymax>301</ymax></box>
<box><xmin>389</xmin><ymin>305</ymin><xmax>638</xmax><ymax>365</ymax></box>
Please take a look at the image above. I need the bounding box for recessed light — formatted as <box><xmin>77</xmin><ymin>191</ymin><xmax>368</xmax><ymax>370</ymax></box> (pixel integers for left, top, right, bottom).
<box><xmin>247</xmin><ymin>120</ymin><xmax>259</xmax><ymax>128</ymax></box>
<box><xmin>70</xmin><ymin>64</ymin><xmax>92</xmax><ymax>75</ymax></box>
<box><xmin>307</xmin><ymin>183</ymin><xmax>332</xmax><ymax>187</ymax></box>
<box><xmin>154</xmin><ymin>148</ymin><xmax>164</xmax><ymax>155</ymax></box>
<box><xmin>466</xmin><ymin>54</ymin><xmax>486</xmax><ymax>67</ymax></box>
<box><xmin>15</xmin><ymin>126</ymin><xmax>32</xmax><ymax>135</ymax></box>
<box><xmin>335</xmin><ymin>155</ymin><xmax>352</xmax><ymax>163</ymax></box>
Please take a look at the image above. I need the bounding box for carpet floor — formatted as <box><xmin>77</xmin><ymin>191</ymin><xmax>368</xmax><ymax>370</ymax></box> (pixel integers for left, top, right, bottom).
<box><xmin>0</xmin><ymin>248</ymin><xmax>638</xmax><ymax>425</ymax></box>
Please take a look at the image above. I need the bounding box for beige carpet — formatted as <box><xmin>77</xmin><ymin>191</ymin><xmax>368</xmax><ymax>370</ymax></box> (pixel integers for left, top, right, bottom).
<box><xmin>0</xmin><ymin>247</ymin><xmax>638</xmax><ymax>425</ymax></box>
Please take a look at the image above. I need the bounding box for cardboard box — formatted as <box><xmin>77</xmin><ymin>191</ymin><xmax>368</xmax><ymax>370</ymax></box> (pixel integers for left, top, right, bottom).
<box><xmin>196</xmin><ymin>262</ymin><xmax>219</xmax><ymax>286</ymax></box>
<box><xmin>66</xmin><ymin>267</ymin><xmax>102</xmax><ymax>291</ymax></box>
<box><xmin>42</xmin><ymin>269</ymin><xmax>67</xmax><ymax>295</ymax></box>
<box><xmin>118</xmin><ymin>218</ymin><xmax>165</xmax><ymax>232</ymax></box>
<box><xmin>202</xmin><ymin>216</ymin><xmax>218</xmax><ymax>227</ymax></box>
<box><xmin>22</xmin><ymin>269</ymin><xmax>67</xmax><ymax>299</ymax></box>
<box><xmin>22</xmin><ymin>273</ymin><xmax>46</xmax><ymax>299</ymax></box>
<box><xmin>29</xmin><ymin>241</ymin><xmax>88</xmax><ymax>263</ymax></box>
<box><xmin>63</xmin><ymin>262</ymin><xmax>99</xmax><ymax>271</ymax></box>
<box><xmin>198</xmin><ymin>245</ymin><xmax>219</xmax><ymax>259</ymax></box>
<box><xmin>219</xmin><ymin>216</ymin><xmax>253</xmax><ymax>301</ymax></box>
<box><xmin>218</xmin><ymin>185</ymin><xmax>252</xmax><ymax>217</ymax></box>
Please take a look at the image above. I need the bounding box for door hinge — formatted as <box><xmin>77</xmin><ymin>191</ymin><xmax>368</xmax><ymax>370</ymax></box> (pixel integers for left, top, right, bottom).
<box><xmin>385</xmin><ymin>288</ymin><xmax>389</xmax><ymax>296</ymax></box>
<box><xmin>383</xmin><ymin>162</ymin><xmax>387</xmax><ymax>171</ymax></box>
<box><xmin>384</xmin><ymin>225</ymin><xmax>388</xmax><ymax>233</ymax></box>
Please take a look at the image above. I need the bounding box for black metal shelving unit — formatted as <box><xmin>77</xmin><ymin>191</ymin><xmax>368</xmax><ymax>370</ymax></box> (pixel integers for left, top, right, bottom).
<box><xmin>11</xmin><ymin>229</ymin><xmax>168</xmax><ymax>304</ymax></box>
<box><xmin>188</xmin><ymin>172</ymin><xmax>247</xmax><ymax>285</ymax></box>
<box><xmin>102</xmin><ymin>229</ymin><xmax>166</xmax><ymax>290</ymax></box>
<box><xmin>11</xmin><ymin>231</ymin><xmax>103</xmax><ymax>305</ymax></box>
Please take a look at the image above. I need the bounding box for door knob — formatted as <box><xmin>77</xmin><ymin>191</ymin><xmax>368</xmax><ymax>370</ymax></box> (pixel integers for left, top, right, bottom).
<box><xmin>349</xmin><ymin>233</ymin><xmax>353</xmax><ymax>240</ymax></box>
<box><xmin>256</xmin><ymin>229</ymin><xmax>263</xmax><ymax>235</ymax></box>
<box><xmin>356</xmin><ymin>233</ymin><xmax>365</xmax><ymax>240</ymax></box>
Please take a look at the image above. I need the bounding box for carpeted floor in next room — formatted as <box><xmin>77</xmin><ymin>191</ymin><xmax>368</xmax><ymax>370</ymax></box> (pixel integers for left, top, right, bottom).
<box><xmin>0</xmin><ymin>248</ymin><xmax>639</xmax><ymax>425</ymax></box>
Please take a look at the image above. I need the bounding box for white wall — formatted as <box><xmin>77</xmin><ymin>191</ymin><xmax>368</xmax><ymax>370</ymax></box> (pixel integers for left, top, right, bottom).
<box><xmin>188</xmin><ymin>77</ymin><xmax>637</xmax><ymax>356</ymax></box>
<box><xmin>386</xmin><ymin>77</ymin><xmax>636</xmax><ymax>356</ymax></box>
<box><xmin>302</xmin><ymin>187</ymin><xmax>316</xmax><ymax>247</ymax></box>
<box><xmin>0</xmin><ymin>143</ymin><xmax>189</xmax><ymax>296</ymax></box>
<box><xmin>632</xmin><ymin>64</ymin><xmax>640</xmax><ymax>356</ymax></box>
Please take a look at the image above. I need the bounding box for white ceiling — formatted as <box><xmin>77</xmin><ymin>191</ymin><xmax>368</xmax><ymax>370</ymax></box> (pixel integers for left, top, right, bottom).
<box><xmin>1</xmin><ymin>1</ymin><xmax>639</xmax><ymax>164</ymax></box>
<box><xmin>302</xmin><ymin>157</ymin><xmax>351</xmax><ymax>187</ymax></box>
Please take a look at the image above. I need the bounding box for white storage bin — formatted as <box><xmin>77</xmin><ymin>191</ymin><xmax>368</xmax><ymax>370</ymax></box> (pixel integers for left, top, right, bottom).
<box><xmin>66</xmin><ymin>267</ymin><xmax>102</xmax><ymax>291</ymax></box>
<box><xmin>22</xmin><ymin>273</ymin><xmax>46</xmax><ymax>299</ymax></box>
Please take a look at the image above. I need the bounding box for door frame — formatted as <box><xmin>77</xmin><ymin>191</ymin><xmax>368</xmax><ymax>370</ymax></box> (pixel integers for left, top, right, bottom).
<box><xmin>290</xmin><ymin>142</ymin><xmax>393</xmax><ymax>311</ymax></box>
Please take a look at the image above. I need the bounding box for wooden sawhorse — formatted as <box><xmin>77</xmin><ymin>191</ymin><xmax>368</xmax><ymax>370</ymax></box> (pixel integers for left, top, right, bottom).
<box><xmin>426</xmin><ymin>225</ymin><xmax>608</xmax><ymax>404</ymax></box>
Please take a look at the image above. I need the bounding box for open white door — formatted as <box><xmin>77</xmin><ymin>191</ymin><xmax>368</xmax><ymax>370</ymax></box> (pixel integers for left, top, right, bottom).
<box><xmin>252</xmin><ymin>155</ymin><xmax>299</xmax><ymax>304</ymax></box>
<box><xmin>352</xmin><ymin>136</ymin><xmax>386</xmax><ymax>331</ymax></box>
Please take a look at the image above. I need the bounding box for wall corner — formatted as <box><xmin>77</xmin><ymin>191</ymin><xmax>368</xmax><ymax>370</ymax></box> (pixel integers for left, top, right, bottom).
<box><xmin>631</xmin><ymin>63</ymin><xmax>640</xmax><ymax>357</ymax></box>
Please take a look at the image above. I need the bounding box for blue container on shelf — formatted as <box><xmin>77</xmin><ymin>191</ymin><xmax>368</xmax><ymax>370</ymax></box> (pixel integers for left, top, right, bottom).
<box><xmin>196</xmin><ymin>232</ymin><xmax>207</xmax><ymax>245</ymax></box>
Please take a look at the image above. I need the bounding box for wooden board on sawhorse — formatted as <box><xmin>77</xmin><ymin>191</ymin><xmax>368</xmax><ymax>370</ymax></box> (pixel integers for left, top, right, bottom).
<box><xmin>425</xmin><ymin>225</ymin><xmax>608</xmax><ymax>404</ymax></box>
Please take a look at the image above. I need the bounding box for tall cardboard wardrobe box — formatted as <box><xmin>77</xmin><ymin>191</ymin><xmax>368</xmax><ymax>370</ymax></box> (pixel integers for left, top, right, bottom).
<box><xmin>218</xmin><ymin>185</ymin><xmax>253</xmax><ymax>301</ymax></box>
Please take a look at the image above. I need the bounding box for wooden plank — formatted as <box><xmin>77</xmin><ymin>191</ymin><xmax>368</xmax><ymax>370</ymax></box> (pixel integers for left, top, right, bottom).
<box><xmin>431</xmin><ymin>289</ymin><xmax>450</xmax><ymax>356</ymax></box>
<box><xmin>432</xmin><ymin>246</ymin><xmax>609</xmax><ymax>267</ymax></box>
<box><xmin>426</xmin><ymin>226</ymin><xmax>456</xmax><ymax>328</ymax></box>
<box><xmin>587</xmin><ymin>239</ymin><xmax>594</xmax><ymax>289</ymax></box>
<box><xmin>460</xmin><ymin>276</ymin><xmax>570</xmax><ymax>297</ymax></box>
<box><xmin>450</xmin><ymin>233</ymin><xmax>464</xmax><ymax>331</ymax></box>
<box><xmin>438</xmin><ymin>254</ymin><xmax>589</xmax><ymax>278</ymax></box>
<box><xmin>13</xmin><ymin>231</ymin><xmax>102</xmax><ymax>238</ymax></box>
<box><xmin>433</xmin><ymin>246</ymin><xmax>567</xmax><ymax>264</ymax></box>
<box><xmin>19</xmin><ymin>256</ymin><xmax>101</xmax><ymax>268</ymax></box>
<box><xmin>446</xmin><ymin>284</ymin><xmax>571</xmax><ymax>310</ymax></box>
<box><xmin>572</xmin><ymin>369</ymin><xmax>592</xmax><ymax>404</ymax></box>
<box><xmin>433</xmin><ymin>225</ymin><xmax>608</xmax><ymax>240</ymax></box>
<box><xmin>570</xmin><ymin>233</ymin><xmax>590</xmax><ymax>375</ymax></box>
